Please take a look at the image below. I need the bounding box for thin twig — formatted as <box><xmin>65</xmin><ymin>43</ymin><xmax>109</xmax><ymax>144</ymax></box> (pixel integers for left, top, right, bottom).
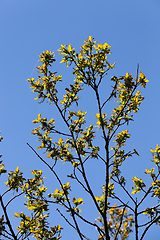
<box><xmin>138</xmin><ymin>203</ymin><xmax>160</xmax><ymax>215</ymax></box>
<box><xmin>52</xmin><ymin>129</ymin><xmax>72</xmax><ymax>137</ymax></box>
<box><xmin>111</xmin><ymin>193</ymin><xmax>134</xmax><ymax>212</ymax></box>
<box><xmin>138</xmin><ymin>172</ymin><xmax>160</xmax><ymax>207</ymax></box>
<box><xmin>111</xmin><ymin>177</ymin><xmax>136</xmax><ymax>205</ymax></box>
<box><xmin>5</xmin><ymin>192</ymin><xmax>24</xmax><ymax>208</ymax></box>
<box><xmin>56</xmin><ymin>208</ymin><xmax>89</xmax><ymax>240</ymax></box>
<box><xmin>73</xmin><ymin>168</ymin><xmax>89</xmax><ymax>193</ymax></box>
<box><xmin>0</xmin><ymin>233</ymin><xmax>13</xmax><ymax>240</ymax></box>
<box><xmin>101</xmin><ymin>81</ymin><xmax>117</xmax><ymax>110</ymax></box>
<box><xmin>136</xmin><ymin>64</ymin><xmax>139</xmax><ymax>81</ymax></box>
<box><xmin>97</xmin><ymin>153</ymin><xmax>106</xmax><ymax>164</ymax></box>
<box><xmin>138</xmin><ymin>219</ymin><xmax>154</xmax><ymax>228</ymax></box>
<box><xmin>1</xmin><ymin>188</ymin><xmax>12</xmax><ymax>197</ymax></box>
<box><xmin>114</xmin><ymin>202</ymin><xmax>129</xmax><ymax>240</ymax></box>
<box><xmin>140</xmin><ymin>215</ymin><xmax>160</xmax><ymax>240</ymax></box>
<box><xmin>0</xmin><ymin>195</ymin><xmax>17</xmax><ymax>240</ymax></box>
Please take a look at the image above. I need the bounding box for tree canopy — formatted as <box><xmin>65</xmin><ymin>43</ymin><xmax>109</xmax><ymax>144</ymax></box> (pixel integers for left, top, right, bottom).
<box><xmin>0</xmin><ymin>36</ymin><xmax>160</xmax><ymax>240</ymax></box>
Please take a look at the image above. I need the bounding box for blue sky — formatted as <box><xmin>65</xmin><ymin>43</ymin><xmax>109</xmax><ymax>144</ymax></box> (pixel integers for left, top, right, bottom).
<box><xmin>0</xmin><ymin>0</ymin><xmax>160</xmax><ymax>239</ymax></box>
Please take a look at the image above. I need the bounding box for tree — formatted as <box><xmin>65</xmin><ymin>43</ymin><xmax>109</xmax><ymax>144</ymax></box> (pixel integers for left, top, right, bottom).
<box><xmin>0</xmin><ymin>36</ymin><xmax>160</xmax><ymax>240</ymax></box>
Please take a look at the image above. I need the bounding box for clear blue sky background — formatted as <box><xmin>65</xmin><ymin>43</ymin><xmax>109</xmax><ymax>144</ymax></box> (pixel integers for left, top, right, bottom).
<box><xmin>0</xmin><ymin>0</ymin><xmax>160</xmax><ymax>239</ymax></box>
